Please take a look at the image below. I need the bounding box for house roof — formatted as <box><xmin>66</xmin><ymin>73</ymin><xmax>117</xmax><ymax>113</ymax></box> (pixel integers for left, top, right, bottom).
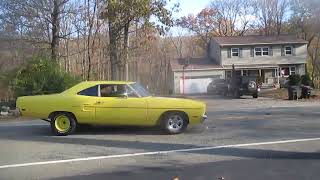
<box><xmin>171</xmin><ymin>57</ymin><xmax>223</xmax><ymax>71</ymax></box>
<box><xmin>213</xmin><ymin>35</ymin><xmax>308</xmax><ymax>46</ymax></box>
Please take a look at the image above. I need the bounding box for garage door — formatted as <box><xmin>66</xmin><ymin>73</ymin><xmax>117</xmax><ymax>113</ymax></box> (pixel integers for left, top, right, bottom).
<box><xmin>179</xmin><ymin>77</ymin><xmax>216</xmax><ymax>94</ymax></box>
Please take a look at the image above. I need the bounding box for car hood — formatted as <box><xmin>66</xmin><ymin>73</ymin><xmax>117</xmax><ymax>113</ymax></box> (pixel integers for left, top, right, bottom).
<box><xmin>145</xmin><ymin>96</ymin><xmax>206</xmax><ymax>109</ymax></box>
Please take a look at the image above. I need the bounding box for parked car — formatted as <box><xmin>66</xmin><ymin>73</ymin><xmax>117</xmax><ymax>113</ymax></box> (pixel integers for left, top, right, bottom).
<box><xmin>16</xmin><ymin>81</ymin><xmax>207</xmax><ymax>136</ymax></box>
<box><xmin>207</xmin><ymin>76</ymin><xmax>260</xmax><ymax>98</ymax></box>
<box><xmin>232</xmin><ymin>76</ymin><xmax>260</xmax><ymax>98</ymax></box>
<box><xmin>207</xmin><ymin>79</ymin><xmax>228</xmax><ymax>95</ymax></box>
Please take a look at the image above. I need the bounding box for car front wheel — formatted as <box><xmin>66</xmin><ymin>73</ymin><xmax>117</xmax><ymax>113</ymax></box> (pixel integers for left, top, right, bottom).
<box><xmin>50</xmin><ymin>112</ymin><xmax>77</xmax><ymax>136</ymax></box>
<box><xmin>161</xmin><ymin>112</ymin><xmax>188</xmax><ymax>134</ymax></box>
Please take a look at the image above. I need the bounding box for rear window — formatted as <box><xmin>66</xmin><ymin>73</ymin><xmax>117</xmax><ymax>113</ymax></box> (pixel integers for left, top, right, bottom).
<box><xmin>77</xmin><ymin>85</ymin><xmax>98</xmax><ymax>96</ymax></box>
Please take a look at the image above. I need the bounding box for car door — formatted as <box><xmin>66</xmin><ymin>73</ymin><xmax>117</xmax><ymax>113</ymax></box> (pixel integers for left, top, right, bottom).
<box><xmin>94</xmin><ymin>84</ymin><xmax>148</xmax><ymax>125</ymax></box>
<box><xmin>75</xmin><ymin>85</ymin><xmax>100</xmax><ymax>124</ymax></box>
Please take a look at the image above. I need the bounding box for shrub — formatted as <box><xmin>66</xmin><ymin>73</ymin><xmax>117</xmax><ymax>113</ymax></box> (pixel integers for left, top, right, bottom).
<box><xmin>12</xmin><ymin>57</ymin><xmax>80</xmax><ymax>96</ymax></box>
<box><xmin>288</xmin><ymin>74</ymin><xmax>301</xmax><ymax>86</ymax></box>
<box><xmin>301</xmin><ymin>73</ymin><xmax>312</xmax><ymax>86</ymax></box>
<box><xmin>0</xmin><ymin>101</ymin><xmax>16</xmax><ymax>110</ymax></box>
<box><xmin>256</xmin><ymin>76</ymin><xmax>263</xmax><ymax>85</ymax></box>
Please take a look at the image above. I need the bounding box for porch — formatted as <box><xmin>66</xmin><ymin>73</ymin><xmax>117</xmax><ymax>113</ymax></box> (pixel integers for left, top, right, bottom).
<box><xmin>225</xmin><ymin>64</ymin><xmax>305</xmax><ymax>86</ymax></box>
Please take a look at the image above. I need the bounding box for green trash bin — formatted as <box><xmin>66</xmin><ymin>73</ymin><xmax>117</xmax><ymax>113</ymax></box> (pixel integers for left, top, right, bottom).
<box><xmin>288</xmin><ymin>86</ymin><xmax>301</xmax><ymax>100</ymax></box>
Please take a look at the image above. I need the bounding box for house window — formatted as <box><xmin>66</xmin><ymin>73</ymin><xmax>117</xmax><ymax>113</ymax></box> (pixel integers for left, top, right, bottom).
<box><xmin>255</xmin><ymin>47</ymin><xmax>262</xmax><ymax>56</ymax></box>
<box><xmin>262</xmin><ymin>47</ymin><xmax>269</xmax><ymax>55</ymax></box>
<box><xmin>290</xmin><ymin>67</ymin><xmax>296</xmax><ymax>75</ymax></box>
<box><xmin>285</xmin><ymin>46</ymin><xmax>292</xmax><ymax>55</ymax></box>
<box><xmin>232</xmin><ymin>48</ymin><xmax>239</xmax><ymax>57</ymax></box>
<box><xmin>255</xmin><ymin>47</ymin><xmax>269</xmax><ymax>56</ymax></box>
<box><xmin>280</xmin><ymin>66</ymin><xmax>296</xmax><ymax>77</ymax></box>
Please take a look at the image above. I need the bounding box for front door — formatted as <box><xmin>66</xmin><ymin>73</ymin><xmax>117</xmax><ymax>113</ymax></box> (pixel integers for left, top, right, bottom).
<box><xmin>94</xmin><ymin>84</ymin><xmax>148</xmax><ymax>125</ymax></box>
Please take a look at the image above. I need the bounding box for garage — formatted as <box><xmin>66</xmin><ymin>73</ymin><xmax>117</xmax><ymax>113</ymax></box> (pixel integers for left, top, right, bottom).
<box><xmin>179</xmin><ymin>76</ymin><xmax>221</xmax><ymax>94</ymax></box>
<box><xmin>169</xmin><ymin>57</ymin><xmax>224</xmax><ymax>94</ymax></box>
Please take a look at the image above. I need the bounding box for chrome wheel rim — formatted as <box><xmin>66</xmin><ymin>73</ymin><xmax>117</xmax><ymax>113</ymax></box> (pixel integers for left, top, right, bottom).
<box><xmin>168</xmin><ymin>115</ymin><xmax>184</xmax><ymax>131</ymax></box>
<box><xmin>54</xmin><ymin>115</ymin><xmax>71</xmax><ymax>133</ymax></box>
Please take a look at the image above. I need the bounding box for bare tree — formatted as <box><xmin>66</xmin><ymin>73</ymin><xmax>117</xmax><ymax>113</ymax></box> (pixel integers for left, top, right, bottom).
<box><xmin>210</xmin><ymin>0</ymin><xmax>255</xmax><ymax>36</ymax></box>
<box><xmin>254</xmin><ymin>0</ymin><xmax>289</xmax><ymax>35</ymax></box>
<box><xmin>290</xmin><ymin>0</ymin><xmax>320</xmax><ymax>87</ymax></box>
<box><xmin>101</xmin><ymin>0</ymin><xmax>176</xmax><ymax>80</ymax></box>
<box><xmin>168</xmin><ymin>32</ymin><xmax>184</xmax><ymax>59</ymax></box>
<box><xmin>0</xmin><ymin>0</ymin><xmax>72</xmax><ymax>61</ymax></box>
<box><xmin>177</xmin><ymin>8</ymin><xmax>218</xmax><ymax>49</ymax></box>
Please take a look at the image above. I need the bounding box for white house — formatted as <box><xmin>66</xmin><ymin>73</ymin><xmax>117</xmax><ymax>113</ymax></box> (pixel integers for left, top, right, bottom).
<box><xmin>169</xmin><ymin>35</ymin><xmax>308</xmax><ymax>94</ymax></box>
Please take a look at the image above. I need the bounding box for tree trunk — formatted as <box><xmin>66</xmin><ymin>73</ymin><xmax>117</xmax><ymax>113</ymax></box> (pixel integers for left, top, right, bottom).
<box><xmin>123</xmin><ymin>23</ymin><xmax>130</xmax><ymax>81</ymax></box>
<box><xmin>51</xmin><ymin>0</ymin><xmax>61</xmax><ymax>61</ymax></box>
<box><xmin>109</xmin><ymin>23</ymin><xmax>119</xmax><ymax>80</ymax></box>
<box><xmin>311</xmin><ymin>36</ymin><xmax>320</xmax><ymax>86</ymax></box>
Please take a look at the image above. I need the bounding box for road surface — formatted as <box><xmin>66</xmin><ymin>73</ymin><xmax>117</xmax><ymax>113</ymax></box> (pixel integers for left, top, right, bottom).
<box><xmin>1</xmin><ymin>97</ymin><xmax>320</xmax><ymax>180</ymax></box>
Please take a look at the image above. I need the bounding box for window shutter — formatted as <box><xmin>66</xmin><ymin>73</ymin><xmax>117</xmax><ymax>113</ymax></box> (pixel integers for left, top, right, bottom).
<box><xmin>292</xmin><ymin>45</ymin><xmax>296</xmax><ymax>56</ymax></box>
<box><xmin>250</xmin><ymin>47</ymin><xmax>254</xmax><ymax>57</ymax></box>
<box><xmin>239</xmin><ymin>48</ymin><xmax>243</xmax><ymax>58</ymax></box>
<box><xmin>281</xmin><ymin>46</ymin><xmax>285</xmax><ymax>56</ymax></box>
<box><xmin>227</xmin><ymin>48</ymin><xmax>231</xmax><ymax>58</ymax></box>
<box><xmin>269</xmin><ymin>46</ymin><xmax>273</xmax><ymax>56</ymax></box>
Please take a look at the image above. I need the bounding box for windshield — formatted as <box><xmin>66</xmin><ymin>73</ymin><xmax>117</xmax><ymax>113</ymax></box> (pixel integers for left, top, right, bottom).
<box><xmin>130</xmin><ymin>83</ymin><xmax>151</xmax><ymax>97</ymax></box>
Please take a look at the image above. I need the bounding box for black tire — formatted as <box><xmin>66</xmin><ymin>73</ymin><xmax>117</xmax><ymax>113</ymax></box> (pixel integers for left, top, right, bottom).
<box><xmin>160</xmin><ymin>112</ymin><xmax>188</xmax><ymax>134</ymax></box>
<box><xmin>50</xmin><ymin>112</ymin><xmax>77</xmax><ymax>136</ymax></box>
<box><xmin>253</xmin><ymin>93</ymin><xmax>258</xmax><ymax>98</ymax></box>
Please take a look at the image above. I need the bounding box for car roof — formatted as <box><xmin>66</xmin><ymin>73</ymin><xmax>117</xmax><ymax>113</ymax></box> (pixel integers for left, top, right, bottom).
<box><xmin>61</xmin><ymin>81</ymin><xmax>135</xmax><ymax>95</ymax></box>
<box><xmin>82</xmin><ymin>81</ymin><xmax>134</xmax><ymax>85</ymax></box>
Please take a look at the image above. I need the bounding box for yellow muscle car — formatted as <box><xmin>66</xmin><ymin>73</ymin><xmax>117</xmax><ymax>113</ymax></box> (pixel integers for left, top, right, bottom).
<box><xmin>16</xmin><ymin>81</ymin><xmax>207</xmax><ymax>136</ymax></box>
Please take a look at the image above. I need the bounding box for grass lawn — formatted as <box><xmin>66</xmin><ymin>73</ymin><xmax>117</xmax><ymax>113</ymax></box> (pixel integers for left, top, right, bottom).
<box><xmin>260</xmin><ymin>88</ymin><xmax>320</xmax><ymax>100</ymax></box>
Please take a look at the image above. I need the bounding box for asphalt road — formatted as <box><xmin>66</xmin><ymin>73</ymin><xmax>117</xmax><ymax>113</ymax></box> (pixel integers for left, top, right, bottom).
<box><xmin>1</xmin><ymin>97</ymin><xmax>320</xmax><ymax>180</ymax></box>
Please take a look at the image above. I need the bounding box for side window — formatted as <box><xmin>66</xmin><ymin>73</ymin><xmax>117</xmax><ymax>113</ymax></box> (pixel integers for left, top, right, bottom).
<box><xmin>78</xmin><ymin>85</ymin><xmax>98</xmax><ymax>96</ymax></box>
<box><xmin>126</xmin><ymin>85</ymin><xmax>138</xmax><ymax>97</ymax></box>
<box><xmin>100</xmin><ymin>84</ymin><xmax>126</xmax><ymax>97</ymax></box>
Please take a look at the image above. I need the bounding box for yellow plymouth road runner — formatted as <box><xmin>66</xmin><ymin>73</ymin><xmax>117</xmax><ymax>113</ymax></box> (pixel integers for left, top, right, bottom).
<box><xmin>16</xmin><ymin>81</ymin><xmax>207</xmax><ymax>136</ymax></box>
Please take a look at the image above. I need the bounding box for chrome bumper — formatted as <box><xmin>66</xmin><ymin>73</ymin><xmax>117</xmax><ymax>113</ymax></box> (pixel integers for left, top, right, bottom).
<box><xmin>15</xmin><ymin>108</ymin><xmax>22</xmax><ymax>116</ymax></box>
<box><xmin>201</xmin><ymin>113</ymin><xmax>208</xmax><ymax>123</ymax></box>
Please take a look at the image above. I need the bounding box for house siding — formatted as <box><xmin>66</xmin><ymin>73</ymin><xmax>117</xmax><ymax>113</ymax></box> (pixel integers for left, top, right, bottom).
<box><xmin>221</xmin><ymin>44</ymin><xmax>307</xmax><ymax>66</ymax></box>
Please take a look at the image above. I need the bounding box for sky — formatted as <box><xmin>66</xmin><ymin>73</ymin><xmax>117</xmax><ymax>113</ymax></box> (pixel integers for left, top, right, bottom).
<box><xmin>167</xmin><ymin>0</ymin><xmax>211</xmax><ymax>36</ymax></box>
<box><xmin>170</xmin><ymin>0</ymin><xmax>210</xmax><ymax>18</ymax></box>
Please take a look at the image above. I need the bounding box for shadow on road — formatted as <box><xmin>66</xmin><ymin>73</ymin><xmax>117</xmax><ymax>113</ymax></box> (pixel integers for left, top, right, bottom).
<box><xmin>50</xmin><ymin>158</ymin><xmax>320</xmax><ymax>180</ymax></box>
<box><xmin>0</xmin><ymin>123</ymin><xmax>319</xmax><ymax>160</ymax></box>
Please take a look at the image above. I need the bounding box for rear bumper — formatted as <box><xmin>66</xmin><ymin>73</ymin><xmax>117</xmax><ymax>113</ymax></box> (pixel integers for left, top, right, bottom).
<box><xmin>239</xmin><ymin>89</ymin><xmax>258</xmax><ymax>95</ymax></box>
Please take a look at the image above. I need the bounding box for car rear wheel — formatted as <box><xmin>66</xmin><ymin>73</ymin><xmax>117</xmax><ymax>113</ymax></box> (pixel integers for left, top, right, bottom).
<box><xmin>50</xmin><ymin>113</ymin><xmax>77</xmax><ymax>136</ymax></box>
<box><xmin>161</xmin><ymin>112</ymin><xmax>188</xmax><ymax>134</ymax></box>
<box><xmin>253</xmin><ymin>93</ymin><xmax>258</xmax><ymax>98</ymax></box>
